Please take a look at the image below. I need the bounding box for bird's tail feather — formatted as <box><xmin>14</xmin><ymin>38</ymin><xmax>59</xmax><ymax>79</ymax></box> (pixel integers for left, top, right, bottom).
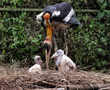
<box><xmin>68</xmin><ymin>16</ymin><xmax>81</xmax><ymax>29</ymax></box>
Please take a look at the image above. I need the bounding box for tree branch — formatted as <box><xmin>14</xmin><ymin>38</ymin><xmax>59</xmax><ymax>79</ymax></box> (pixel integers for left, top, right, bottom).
<box><xmin>0</xmin><ymin>8</ymin><xmax>110</xmax><ymax>13</ymax></box>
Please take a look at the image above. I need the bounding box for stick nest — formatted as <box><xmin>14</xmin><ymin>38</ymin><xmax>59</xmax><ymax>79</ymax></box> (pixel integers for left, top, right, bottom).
<box><xmin>0</xmin><ymin>66</ymin><xmax>110</xmax><ymax>90</ymax></box>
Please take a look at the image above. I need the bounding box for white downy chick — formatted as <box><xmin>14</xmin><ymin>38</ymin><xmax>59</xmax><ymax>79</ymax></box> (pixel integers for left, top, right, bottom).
<box><xmin>51</xmin><ymin>49</ymin><xmax>76</xmax><ymax>73</ymax></box>
<box><xmin>28</xmin><ymin>55</ymin><xmax>43</xmax><ymax>74</ymax></box>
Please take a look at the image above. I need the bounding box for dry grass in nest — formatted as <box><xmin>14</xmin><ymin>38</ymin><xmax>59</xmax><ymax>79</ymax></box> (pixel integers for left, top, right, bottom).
<box><xmin>0</xmin><ymin>66</ymin><xmax>110</xmax><ymax>90</ymax></box>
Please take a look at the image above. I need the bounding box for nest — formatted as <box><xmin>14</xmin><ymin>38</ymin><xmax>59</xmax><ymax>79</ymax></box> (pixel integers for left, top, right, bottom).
<box><xmin>0</xmin><ymin>67</ymin><xmax>110</xmax><ymax>90</ymax></box>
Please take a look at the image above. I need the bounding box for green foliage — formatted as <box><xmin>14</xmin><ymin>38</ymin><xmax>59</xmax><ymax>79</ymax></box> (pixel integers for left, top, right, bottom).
<box><xmin>0</xmin><ymin>12</ymin><xmax>42</xmax><ymax>64</ymax></box>
<box><xmin>0</xmin><ymin>0</ymin><xmax>43</xmax><ymax>65</ymax></box>
<box><xmin>69</xmin><ymin>3</ymin><xmax>110</xmax><ymax>69</ymax></box>
<box><xmin>0</xmin><ymin>0</ymin><xmax>23</xmax><ymax>7</ymax></box>
<box><xmin>0</xmin><ymin>0</ymin><xmax>110</xmax><ymax>70</ymax></box>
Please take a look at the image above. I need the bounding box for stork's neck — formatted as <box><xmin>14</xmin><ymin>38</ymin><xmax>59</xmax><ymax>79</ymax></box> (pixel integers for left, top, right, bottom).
<box><xmin>43</xmin><ymin>12</ymin><xmax>53</xmax><ymax>41</ymax></box>
<box><xmin>55</xmin><ymin>55</ymin><xmax>63</xmax><ymax>66</ymax></box>
<box><xmin>46</xmin><ymin>20</ymin><xmax>53</xmax><ymax>41</ymax></box>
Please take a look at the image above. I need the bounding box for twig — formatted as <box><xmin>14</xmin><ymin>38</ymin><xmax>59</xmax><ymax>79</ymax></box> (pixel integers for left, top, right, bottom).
<box><xmin>0</xmin><ymin>8</ymin><xmax>110</xmax><ymax>13</ymax></box>
<box><xmin>35</xmin><ymin>80</ymin><xmax>110</xmax><ymax>90</ymax></box>
<box><xmin>0</xmin><ymin>8</ymin><xmax>42</xmax><ymax>12</ymax></box>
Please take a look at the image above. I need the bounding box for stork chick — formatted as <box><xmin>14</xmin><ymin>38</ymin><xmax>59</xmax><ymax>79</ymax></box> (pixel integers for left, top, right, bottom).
<box><xmin>51</xmin><ymin>49</ymin><xmax>76</xmax><ymax>73</ymax></box>
<box><xmin>28</xmin><ymin>55</ymin><xmax>42</xmax><ymax>74</ymax></box>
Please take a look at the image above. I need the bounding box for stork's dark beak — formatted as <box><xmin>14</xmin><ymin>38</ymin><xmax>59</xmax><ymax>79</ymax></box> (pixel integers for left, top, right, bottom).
<box><xmin>43</xmin><ymin>42</ymin><xmax>52</xmax><ymax>52</ymax></box>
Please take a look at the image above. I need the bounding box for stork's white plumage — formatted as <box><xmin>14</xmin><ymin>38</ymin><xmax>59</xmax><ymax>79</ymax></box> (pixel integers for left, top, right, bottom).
<box><xmin>28</xmin><ymin>55</ymin><xmax>42</xmax><ymax>74</ymax></box>
<box><xmin>51</xmin><ymin>49</ymin><xmax>76</xmax><ymax>73</ymax></box>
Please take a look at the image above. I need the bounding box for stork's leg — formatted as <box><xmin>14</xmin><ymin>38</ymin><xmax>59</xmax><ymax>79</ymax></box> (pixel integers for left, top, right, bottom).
<box><xmin>52</xmin><ymin>27</ymin><xmax>58</xmax><ymax>52</ymax></box>
<box><xmin>65</xmin><ymin>41</ymin><xmax>68</xmax><ymax>55</ymax></box>
<box><xmin>53</xmin><ymin>36</ymin><xmax>58</xmax><ymax>52</ymax></box>
<box><xmin>64</xmin><ymin>30</ymin><xmax>68</xmax><ymax>55</ymax></box>
<box><xmin>45</xmin><ymin>49</ymin><xmax>51</xmax><ymax>70</ymax></box>
<box><xmin>45</xmin><ymin>49</ymin><xmax>48</xmax><ymax>69</ymax></box>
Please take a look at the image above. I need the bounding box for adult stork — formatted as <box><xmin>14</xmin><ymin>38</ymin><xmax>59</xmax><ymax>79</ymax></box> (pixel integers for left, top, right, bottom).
<box><xmin>36</xmin><ymin>2</ymin><xmax>80</xmax><ymax>69</ymax></box>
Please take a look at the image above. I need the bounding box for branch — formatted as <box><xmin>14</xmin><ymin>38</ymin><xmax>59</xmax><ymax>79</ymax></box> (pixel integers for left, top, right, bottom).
<box><xmin>0</xmin><ymin>8</ymin><xmax>42</xmax><ymax>12</ymax></box>
<box><xmin>36</xmin><ymin>80</ymin><xmax>110</xmax><ymax>90</ymax></box>
<box><xmin>0</xmin><ymin>8</ymin><xmax>110</xmax><ymax>13</ymax></box>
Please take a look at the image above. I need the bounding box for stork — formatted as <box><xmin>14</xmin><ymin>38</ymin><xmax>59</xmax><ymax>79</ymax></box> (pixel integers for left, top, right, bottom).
<box><xmin>36</xmin><ymin>2</ymin><xmax>80</xmax><ymax>70</ymax></box>
<box><xmin>51</xmin><ymin>49</ymin><xmax>77</xmax><ymax>73</ymax></box>
<box><xmin>28</xmin><ymin>55</ymin><xmax>43</xmax><ymax>74</ymax></box>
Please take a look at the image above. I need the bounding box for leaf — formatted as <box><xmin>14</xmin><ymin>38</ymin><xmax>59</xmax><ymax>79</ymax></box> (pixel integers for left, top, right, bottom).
<box><xmin>97</xmin><ymin>12</ymin><xmax>105</xmax><ymax>19</ymax></box>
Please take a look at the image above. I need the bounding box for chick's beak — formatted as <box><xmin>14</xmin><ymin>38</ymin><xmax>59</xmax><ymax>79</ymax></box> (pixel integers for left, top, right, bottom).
<box><xmin>51</xmin><ymin>53</ymin><xmax>57</xmax><ymax>59</ymax></box>
<box><xmin>51</xmin><ymin>55</ymin><xmax>54</xmax><ymax>59</ymax></box>
<box><xmin>39</xmin><ymin>60</ymin><xmax>43</xmax><ymax>64</ymax></box>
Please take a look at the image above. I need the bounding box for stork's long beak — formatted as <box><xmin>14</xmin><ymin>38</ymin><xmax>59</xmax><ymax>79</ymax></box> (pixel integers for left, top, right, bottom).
<box><xmin>43</xmin><ymin>13</ymin><xmax>53</xmax><ymax>41</ymax></box>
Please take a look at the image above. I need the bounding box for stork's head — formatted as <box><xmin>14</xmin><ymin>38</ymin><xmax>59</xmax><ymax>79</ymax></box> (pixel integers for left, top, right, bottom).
<box><xmin>34</xmin><ymin>55</ymin><xmax>43</xmax><ymax>65</ymax></box>
<box><xmin>43</xmin><ymin>12</ymin><xmax>52</xmax><ymax>26</ymax></box>
<box><xmin>51</xmin><ymin>49</ymin><xmax>64</xmax><ymax>59</ymax></box>
<box><xmin>43</xmin><ymin>13</ymin><xmax>51</xmax><ymax>20</ymax></box>
<box><xmin>36</xmin><ymin>12</ymin><xmax>51</xmax><ymax>24</ymax></box>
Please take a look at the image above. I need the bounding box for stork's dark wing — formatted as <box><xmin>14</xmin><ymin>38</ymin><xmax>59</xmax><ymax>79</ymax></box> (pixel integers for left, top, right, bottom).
<box><xmin>53</xmin><ymin>2</ymin><xmax>72</xmax><ymax>19</ymax></box>
<box><xmin>37</xmin><ymin>2</ymin><xmax>81</xmax><ymax>28</ymax></box>
<box><xmin>43</xmin><ymin>5</ymin><xmax>56</xmax><ymax>15</ymax></box>
<box><xmin>43</xmin><ymin>2</ymin><xmax>74</xmax><ymax>22</ymax></box>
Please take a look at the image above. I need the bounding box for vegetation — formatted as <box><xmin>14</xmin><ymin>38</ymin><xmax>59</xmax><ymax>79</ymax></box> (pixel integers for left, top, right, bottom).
<box><xmin>0</xmin><ymin>0</ymin><xmax>110</xmax><ymax>70</ymax></box>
